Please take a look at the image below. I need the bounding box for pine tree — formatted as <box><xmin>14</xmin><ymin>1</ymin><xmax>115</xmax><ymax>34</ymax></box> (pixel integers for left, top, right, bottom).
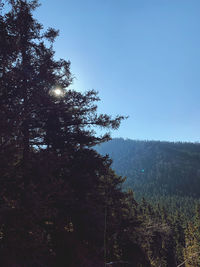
<box><xmin>0</xmin><ymin>1</ymin><xmax>126</xmax><ymax>266</ymax></box>
<box><xmin>183</xmin><ymin>222</ymin><xmax>200</xmax><ymax>267</ymax></box>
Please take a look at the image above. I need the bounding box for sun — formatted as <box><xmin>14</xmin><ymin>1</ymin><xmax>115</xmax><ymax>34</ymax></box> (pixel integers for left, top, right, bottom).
<box><xmin>54</xmin><ymin>88</ymin><xmax>63</xmax><ymax>96</ymax></box>
<box><xmin>50</xmin><ymin>87</ymin><xmax>65</xmax><ymax>98</ymax></box>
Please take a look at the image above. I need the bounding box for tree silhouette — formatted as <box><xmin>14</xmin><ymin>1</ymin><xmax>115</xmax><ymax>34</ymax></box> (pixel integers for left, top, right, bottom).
<box><xmin>0</xmin><ymin>1</ymin><xmax>126</xmax><ymax>266</ymax></box>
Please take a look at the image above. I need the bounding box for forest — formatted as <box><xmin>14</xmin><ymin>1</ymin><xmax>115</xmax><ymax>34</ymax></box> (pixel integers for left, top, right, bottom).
<box><xmin>96</xmin><ymin>138</ymin><xmax>200</xmax><ymax>216</ymax></box>
<box><xmin>0</xmin><ymin>1</ymin><xmax>200</xmax><ymax>266</ymax></box>
<box><xmin>97</xmin><ymin>138</ymin><xmax>200</xmax><ymax>266</ymax></box>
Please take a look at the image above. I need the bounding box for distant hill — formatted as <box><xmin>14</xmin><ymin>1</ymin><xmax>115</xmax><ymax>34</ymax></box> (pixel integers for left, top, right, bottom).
<box><xmin>96</xmin><ymin>138</ymin><xmax>200</xmax><ymax>216</ymax></box>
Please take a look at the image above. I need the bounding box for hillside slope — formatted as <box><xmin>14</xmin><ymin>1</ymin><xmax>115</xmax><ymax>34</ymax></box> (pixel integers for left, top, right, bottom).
<box><xmin>96</xmin><ymin>138</ymin><xmax>200</xmax><ymax>216</ymax></box>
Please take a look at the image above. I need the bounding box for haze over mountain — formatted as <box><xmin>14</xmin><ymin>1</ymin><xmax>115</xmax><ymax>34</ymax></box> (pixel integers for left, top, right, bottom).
<box><xmin>96</xmin><ymin>138</ymin><xmax>200</xmax><ymax>216</ymax></box>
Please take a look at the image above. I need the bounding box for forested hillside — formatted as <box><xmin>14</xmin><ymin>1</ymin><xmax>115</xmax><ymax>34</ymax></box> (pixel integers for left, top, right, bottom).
<box><xmin>96</xmin><ymin>138</ymin><xmax>200</xmax><ymax>216</ymax></box>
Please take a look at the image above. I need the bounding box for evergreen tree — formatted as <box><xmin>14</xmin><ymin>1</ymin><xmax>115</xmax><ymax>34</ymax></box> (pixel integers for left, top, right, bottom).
<box><xmin>0</xmin><ymin>1</ymin><xmax>126</xmax><ymax>266</ymax></box>
<box><xmin>184</xmin><ymin>222</ymin><xmax>200</xmax><ymax>267</ymax></box>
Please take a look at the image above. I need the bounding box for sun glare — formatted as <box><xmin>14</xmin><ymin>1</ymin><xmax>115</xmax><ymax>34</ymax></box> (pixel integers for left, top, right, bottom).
<box><xmin>50</xmin><ymin>87</ymin><xmax>65</xmax><ymax>98</ymax></box>
<box><xmin>54</xmin><ymin>88</ymin><xmax>62</xmax><ymax>96</ymax></box>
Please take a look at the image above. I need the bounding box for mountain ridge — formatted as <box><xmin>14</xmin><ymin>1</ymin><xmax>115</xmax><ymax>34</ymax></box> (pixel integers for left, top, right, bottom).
<box><xmin>96</xmin><ymin>138</ymin><xmax>200</xmax><ymax>216</ymax></box>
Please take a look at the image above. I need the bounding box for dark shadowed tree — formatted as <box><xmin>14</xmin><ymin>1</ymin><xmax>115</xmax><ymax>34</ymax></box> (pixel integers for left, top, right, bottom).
<box><xmin>0</xmin><ymin>1</ymin><xmax>128</xmax><ymax>266</ymax></box>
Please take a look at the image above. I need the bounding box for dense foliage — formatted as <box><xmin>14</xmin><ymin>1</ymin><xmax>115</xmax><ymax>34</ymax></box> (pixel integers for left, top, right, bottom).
<box><xmin>97</xmin><ymin>138</ymin><xmax>200</xmax><ymax>265</ymax></box>
<box><xmin>96</xmin><ymin>138</ymin><xmax>200</xmax><ymax>214</ymax></box>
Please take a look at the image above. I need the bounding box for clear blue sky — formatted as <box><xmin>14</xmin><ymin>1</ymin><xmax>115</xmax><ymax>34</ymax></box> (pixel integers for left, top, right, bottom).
<box><xmin>35</xmin><ymin>0</ymin><xmax>200</xmax><ymax>142</ymax></box>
